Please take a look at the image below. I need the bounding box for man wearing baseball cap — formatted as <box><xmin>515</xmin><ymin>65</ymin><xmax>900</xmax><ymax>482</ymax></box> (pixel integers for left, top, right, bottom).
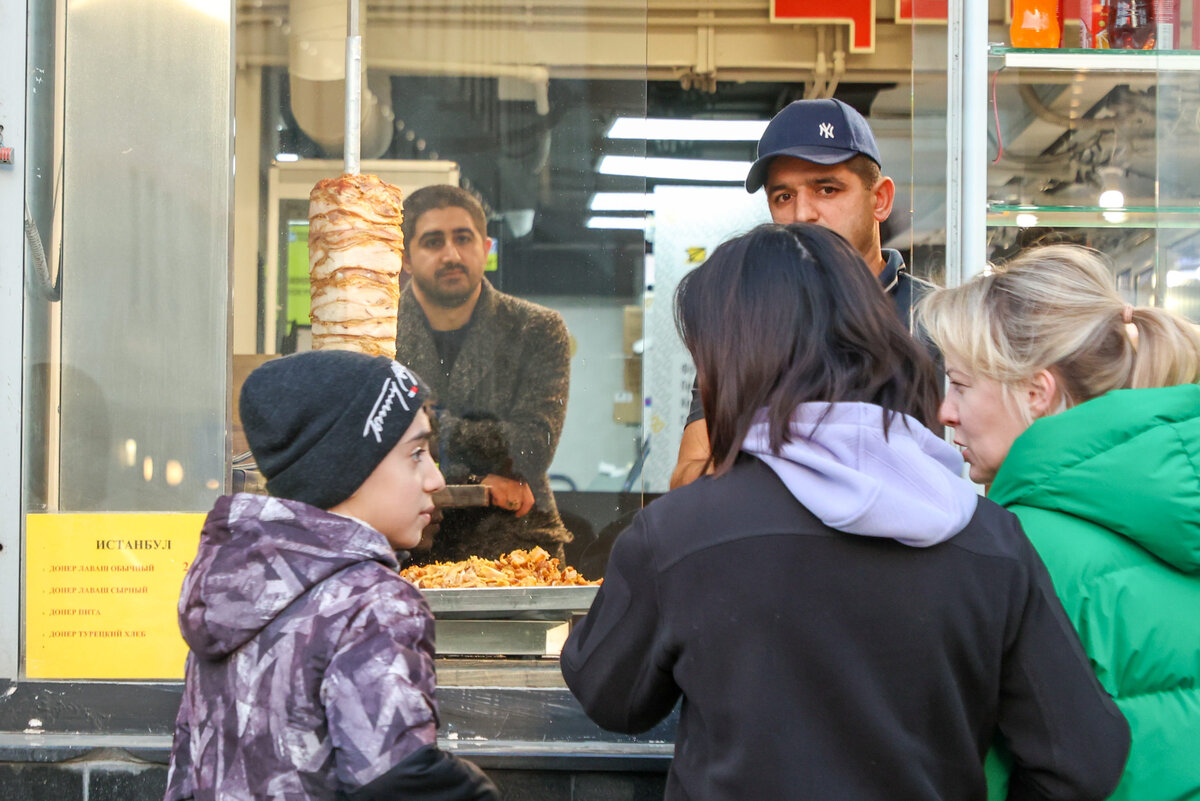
<box><xmin>671</xmin><ymin>98</ymin><xmax>935</xmax><ymax>489</ymax></box>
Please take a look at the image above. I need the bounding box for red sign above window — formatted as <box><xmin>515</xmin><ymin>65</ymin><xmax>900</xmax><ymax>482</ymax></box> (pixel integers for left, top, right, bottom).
<box><xmin>896</xmin><ymin>0</ymin><xmax>948</xmax><ymax>21</ymax></box>
<box><xmin>770</xmin><ymin>0</ymin><xmax>877</xmax><ymax>52</ymax></box>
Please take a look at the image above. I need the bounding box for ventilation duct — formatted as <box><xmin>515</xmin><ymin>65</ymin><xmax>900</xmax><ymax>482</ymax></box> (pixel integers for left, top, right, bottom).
<box><xmin>288</xmin><ymin>0</ymin><xmax>394</xmax><ymax>159</ymax></box>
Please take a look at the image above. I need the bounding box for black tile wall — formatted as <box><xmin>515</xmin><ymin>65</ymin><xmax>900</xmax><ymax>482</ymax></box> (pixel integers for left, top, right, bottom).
<box><xmin>0</xmin><ymin>764</ymin><xmax>84</xmax><ymax>801</ymax></box>
<box><xmin>88</xmin><ymin>766</ymin><xmax>170</xmax><ymax>801</ymax></box>
<box><xmin>492</xmin><ymin>769</ymin><xmax>575</xmax><ymax>800</ymax></box>
<box><xmin>0</xmin><ymin>760</ymin><xmax>666</xmax><ymax>801</ymax></box>
<box><xmin>573</xmin><ymin>771</ymin><xmax>668</xmax><ymax>801</ymax></box>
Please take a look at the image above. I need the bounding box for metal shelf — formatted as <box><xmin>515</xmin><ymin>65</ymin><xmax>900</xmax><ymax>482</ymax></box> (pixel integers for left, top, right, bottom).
<box><xmin>421</xmin><ymin>585</ymin><xmax>599</xmax><ymax>614</ymax></box>
<box><xmin>989</xmin><ymin>204</ymin><xmax>1200</xmax><ymax>229</ymax></box>
<box><xmin>992</xmin><ymin>46</ymin><xmax>1200</xmax><ymax>72</ymax></box>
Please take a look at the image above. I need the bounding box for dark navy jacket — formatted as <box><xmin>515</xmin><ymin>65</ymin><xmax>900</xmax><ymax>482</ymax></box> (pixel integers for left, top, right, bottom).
<box><xmin>562</xmin><ymin>456</ymin><xmax>1129</xmax><ymax>801</ymax></box>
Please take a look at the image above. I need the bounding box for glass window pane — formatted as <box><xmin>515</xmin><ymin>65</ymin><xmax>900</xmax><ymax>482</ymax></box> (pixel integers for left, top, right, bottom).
<box><xmin>23</xmin><ymin>0</ymin><xmax>231</xmax><ymax>515</ymax></box>
<box><xmin>236</xmin><ymin>3</ymin><xmax>652</xmax><ymax>565</ymax></box>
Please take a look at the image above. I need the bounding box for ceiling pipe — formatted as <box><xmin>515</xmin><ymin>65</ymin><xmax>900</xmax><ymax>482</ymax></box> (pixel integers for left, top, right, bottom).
<box><xmin>807</xmin><ymin>50</ymin><xmax>825</xmax><ymax>99</ymax></box>
<box><xmin>288</xmin><ymin>0</ymin><xmax>394</xmax><ymax>159</ymax></box>
<box><xmin>1017</xmin><ymin>84</ymin><xmax>1118</xmax><ymax>132</ymax></box>
<box><xmin>826</xmin><ymin>26</ymin><xmax>845</xmax><ymax>99</ymax></box>
<box><xmin>370</xmin><ymin>58</ymin><xmax>550</xmax><ymax>116</ymax></box>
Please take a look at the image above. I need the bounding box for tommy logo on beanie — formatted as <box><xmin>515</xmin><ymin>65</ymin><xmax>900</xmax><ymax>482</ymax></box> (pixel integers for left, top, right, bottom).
<box><xmin>364</xmin><ymin>364</ymin><xmax>422</xmax><ymax>443</ymax></box>
<box><xmin>240</xmin><ymin>350</ymin><xmax>428</xmax><ymax>509</ymax></box>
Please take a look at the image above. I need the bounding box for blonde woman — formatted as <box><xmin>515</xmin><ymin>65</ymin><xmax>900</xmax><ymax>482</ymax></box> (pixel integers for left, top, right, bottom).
<box><xmin>920</xmin><ymin>244</ymin><xmax>1200</xmax><ymax>801</ymax></box>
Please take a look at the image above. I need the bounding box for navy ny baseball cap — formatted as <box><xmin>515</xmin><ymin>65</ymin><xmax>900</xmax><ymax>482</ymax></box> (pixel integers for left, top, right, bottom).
<box><xmin>745</xmin><ymin>98</ymin><xmax>882</xmax><ymax>193</ymax></box>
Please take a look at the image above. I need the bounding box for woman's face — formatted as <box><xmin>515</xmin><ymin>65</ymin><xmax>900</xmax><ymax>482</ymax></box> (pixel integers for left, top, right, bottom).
<box><xmin>938</xmin><ymin>360</ymin><xmax>1033</xmax><ymax>485</ymax></box>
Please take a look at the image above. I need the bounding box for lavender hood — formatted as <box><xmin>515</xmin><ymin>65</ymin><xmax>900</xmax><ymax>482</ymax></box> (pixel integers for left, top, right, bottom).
<box><xmin>742</xmin><ymin>403</ymin><xmax>977</xmax><ymax>547</ymax></box>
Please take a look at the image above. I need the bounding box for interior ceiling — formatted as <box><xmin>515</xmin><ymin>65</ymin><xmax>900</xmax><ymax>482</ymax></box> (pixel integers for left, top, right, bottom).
<box><xmin>275</xmin><ymin>73</ymin><xmax>900</xmax><ymax>294</ymax></box>
<box><xmin>244</xmin><ymin>1</ymin><xmax>1200</xmax><ymax>289</ymax></box>
<box><xmin>242</xmin><ymin>0</ymin><xmax>932</xmax><ymax>296</ymax></box>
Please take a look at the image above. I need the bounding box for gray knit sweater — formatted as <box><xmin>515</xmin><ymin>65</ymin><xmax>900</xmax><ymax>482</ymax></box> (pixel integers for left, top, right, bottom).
<box><xmin>395</xmin><ymin>279</ymin><xmax>572</xmax><ymax>562</ymax></box>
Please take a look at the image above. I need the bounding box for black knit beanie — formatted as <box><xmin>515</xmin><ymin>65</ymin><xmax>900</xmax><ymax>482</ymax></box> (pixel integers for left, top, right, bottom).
<box><xmin>239</xmin><ymin>350</ymin><xmax>427</xmax><ymax>509</ymax></box>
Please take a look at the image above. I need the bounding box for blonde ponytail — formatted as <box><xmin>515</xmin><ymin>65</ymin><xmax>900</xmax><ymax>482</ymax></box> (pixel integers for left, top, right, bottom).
<box><xmin>1127</xmin><ymin>306</ymin><xmax>1200</xmax><ymax>390</ymax></box>
<box><xmin>919</xmin><ymin>244</ymin><xmax>1200</xmax><ymax>404</ymax></box>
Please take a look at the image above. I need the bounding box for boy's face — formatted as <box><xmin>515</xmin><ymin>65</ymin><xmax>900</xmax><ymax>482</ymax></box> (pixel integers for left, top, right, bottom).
<box><xmin>333</xmin><ymin>409</ymin><xmax>446</xmax><ymax>549</ymax></box>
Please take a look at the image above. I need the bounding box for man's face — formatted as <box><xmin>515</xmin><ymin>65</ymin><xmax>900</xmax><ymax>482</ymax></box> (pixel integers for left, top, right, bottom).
<box><xmin>763</xmin><ymin>156</ymin><xmax>893</xmax><ymax>272</ymax></box>
<box><xmin>404</xmin><ymin>206</ymin><xmax>490</xmax><ymax>309</ymax></box>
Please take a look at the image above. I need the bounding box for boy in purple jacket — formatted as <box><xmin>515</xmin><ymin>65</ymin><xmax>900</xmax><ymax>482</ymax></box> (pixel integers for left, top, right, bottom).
<box><xmin>165</xmin><ymin>350</ymin><xmax>498</xmax><ymax>801</ymax></box>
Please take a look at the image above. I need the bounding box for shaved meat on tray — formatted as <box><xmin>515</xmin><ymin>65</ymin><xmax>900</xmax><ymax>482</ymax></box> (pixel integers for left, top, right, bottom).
<box><xmin>401</xmin><ymin>547</ymin><xmax>601</xmax><ymax>589</ymax></box>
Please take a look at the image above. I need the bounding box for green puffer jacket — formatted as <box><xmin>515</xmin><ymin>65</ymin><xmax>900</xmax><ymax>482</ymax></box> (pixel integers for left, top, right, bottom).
<box><xmin>989</xmin><ymin>385</ymin><xmax>1200</xmax><ymax>801</ymax></box>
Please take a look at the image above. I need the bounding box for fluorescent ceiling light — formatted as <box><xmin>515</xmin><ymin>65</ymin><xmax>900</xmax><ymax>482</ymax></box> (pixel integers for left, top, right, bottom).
<box><xmin>1098</xmin><ymin>189</ymin><xmax>1124</xmax><ymax>208</ymax></box>
<box><xmin>276</xmin><ymin>153</ymin><xmax>300</xmax><ymax>163</ymax></box>
<box><xmin>598</xmin><ymin>155</ymin><xmax>750</xmax><ymax>183</ymax></box>
<box><xmin>586</xmin><ymin>216</ymin><xmax>650</xmax><ymax>230</ymax></box>
<box><xmin>607</xmin><ymin>117</ymin><xmax>770</xmax><ymax>141</ymax></box>
<box><xmin>589</xmin><ymin>192</ymin><xmax>655</xmax><ymax>212</ymax></box>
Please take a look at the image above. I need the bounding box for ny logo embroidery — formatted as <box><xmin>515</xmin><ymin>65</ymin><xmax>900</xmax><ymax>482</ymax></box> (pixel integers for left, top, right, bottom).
<box><xmin>818</xmin><ymin>123</ymin><xmax>835</xmax><ymax>139</ymax></box>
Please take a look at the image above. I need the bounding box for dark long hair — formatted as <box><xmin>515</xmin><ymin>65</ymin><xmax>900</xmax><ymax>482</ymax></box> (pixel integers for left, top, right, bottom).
<box><xmin>675</xmin><ymin>223</ymin><xmax>941</xmax><ymax>476</ymax></box>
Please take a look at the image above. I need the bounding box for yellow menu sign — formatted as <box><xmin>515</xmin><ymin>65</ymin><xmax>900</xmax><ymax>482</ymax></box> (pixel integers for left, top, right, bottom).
<box><xmin>25</xmin><ymin>513</ymin><xmax>204</xmax><ymax>680</ymax></box>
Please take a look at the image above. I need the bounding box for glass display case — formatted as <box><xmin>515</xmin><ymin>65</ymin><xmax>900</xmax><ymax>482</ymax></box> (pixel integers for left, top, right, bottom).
<box><xmin>984</xmin><ymin>45</ymin><xmax>1200</xmax><ymax>319</ymax></box>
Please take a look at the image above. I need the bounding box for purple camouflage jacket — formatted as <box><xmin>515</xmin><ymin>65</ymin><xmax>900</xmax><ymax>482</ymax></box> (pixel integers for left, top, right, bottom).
<box><xmin>165</xmin><ymin>493</ymin><xmax>441</xmax><ymax>801</ymax></box>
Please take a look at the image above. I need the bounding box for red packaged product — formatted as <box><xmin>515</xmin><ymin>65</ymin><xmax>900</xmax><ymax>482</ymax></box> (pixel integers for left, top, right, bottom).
<box><xmin>1111</xmin><ymin>0</ymin><xmax>1155</xmax><ymax>49</ymax></box>
<box><xmin>1079</xmin><ymin>0</ymin><xmax>1115</xmax><ymax>47</ymax></box>
<box><xmin>1153</xmin><ymin>0</ymin><xmax>1180</xmax><ymax>48</ymax></box>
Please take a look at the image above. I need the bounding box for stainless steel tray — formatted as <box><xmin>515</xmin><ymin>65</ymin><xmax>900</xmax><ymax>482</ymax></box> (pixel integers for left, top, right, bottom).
<box><xmin>435</xmin><ymin>620</ymin><xmax>571</xmax><ymax>656</ymax></box>
<box><xmin>420</xmin><ymin>586</ymin><xmax>599</xmax><ymax>614</ymax></box>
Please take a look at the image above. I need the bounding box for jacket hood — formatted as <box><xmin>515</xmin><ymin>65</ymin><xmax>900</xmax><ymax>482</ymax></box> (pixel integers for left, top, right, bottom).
<box><xmin>742</xmin><ymin>403</ymin><xmax>978</xmax><ymax>547</ymax></box>
<box><xmin>988</xmin><ymin>385</ymin><xmax>1200</xmax><ymax>572</ymax></box>
<box><xmin>179</xmin><ymin>493</ymin><xmax>400</xmax><ymax>659</ymax></box>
